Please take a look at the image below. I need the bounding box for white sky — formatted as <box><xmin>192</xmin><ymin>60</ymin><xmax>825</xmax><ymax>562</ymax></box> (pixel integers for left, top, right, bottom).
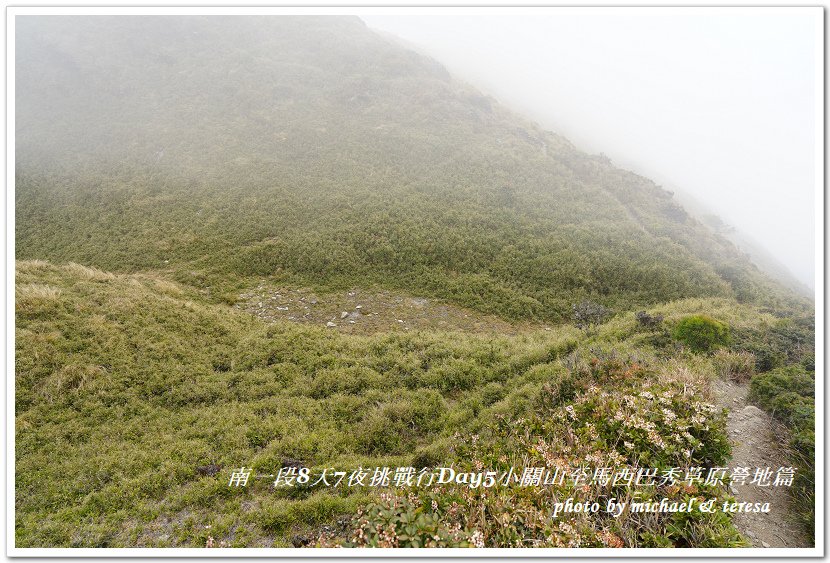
<box><xmin>362</xmin><ymin>10</ymin><xmax>820</xmax><ymax>290</ymax></box>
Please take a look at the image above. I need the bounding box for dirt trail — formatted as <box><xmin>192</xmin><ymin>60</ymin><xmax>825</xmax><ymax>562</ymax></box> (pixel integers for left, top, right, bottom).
<box><xmin>711</xmin><ymin>378</ymin><xmax>810</xmax><ymax>548</ymax></box>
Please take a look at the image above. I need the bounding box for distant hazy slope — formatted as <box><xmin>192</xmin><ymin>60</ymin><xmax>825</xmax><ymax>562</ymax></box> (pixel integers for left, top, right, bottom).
<box><xmin>15</xmin><ymin>15</ymin><xmax>800</xmax><ymax>321</ymax></box>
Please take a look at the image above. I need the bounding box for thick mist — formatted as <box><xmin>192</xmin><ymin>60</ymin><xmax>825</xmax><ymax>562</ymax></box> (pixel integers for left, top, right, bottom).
<box><xmin>362</xmin><ymin>11</ymin><xmax>819</xmax><ymax>292</ymax></box>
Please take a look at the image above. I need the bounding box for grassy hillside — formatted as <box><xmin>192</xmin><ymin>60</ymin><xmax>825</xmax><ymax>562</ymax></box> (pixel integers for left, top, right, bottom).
<box><xmin>15</xmin><ymin>16</ymin><xmax>803</xmax><ymax>323</ymax></box>
<box><xmin>14</xmin><ymin>15</ymin><xmax>815</xmax><ymax>549</ymax></box>
<box><xmin>15</xmin><ymin>261</ymin><xmax>813</xmax><ymax>547</ymax></box>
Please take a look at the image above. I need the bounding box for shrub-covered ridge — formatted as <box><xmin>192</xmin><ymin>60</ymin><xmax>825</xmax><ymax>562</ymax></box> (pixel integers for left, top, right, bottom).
<box><xmin>16</xmin><ymin>260</ymin><xmax>807</xmax><ymax>548</ymax></box>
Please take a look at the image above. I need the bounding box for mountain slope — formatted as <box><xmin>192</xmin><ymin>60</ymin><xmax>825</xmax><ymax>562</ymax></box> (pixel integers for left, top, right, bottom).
<box><xmin>13</xmin><ymin>15</ymin><xmax>816</xmax><ymax>549</ymax></box>
<box><xmin>15</xmin><ymin>15</ymin><xmax>802</xmax><ymax>322</ymax></box>
<box><xmin>15</xmin><ymin>259</ymin><xmax>776</xmax><ymax>547</ymax></box>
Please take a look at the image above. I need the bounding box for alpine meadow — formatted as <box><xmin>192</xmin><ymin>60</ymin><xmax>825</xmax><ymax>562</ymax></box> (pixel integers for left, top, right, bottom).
<box><xmin>13</xmin><ymin>15</ymin><xmax>816</xmax><ymax>550</ymax></box>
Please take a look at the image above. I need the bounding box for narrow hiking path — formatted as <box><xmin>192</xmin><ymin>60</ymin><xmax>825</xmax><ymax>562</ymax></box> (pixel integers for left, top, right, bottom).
<box><xmin>711</xmin><ymin>378</ymin><xmax>810</xmax><ymax>548</ymax></box>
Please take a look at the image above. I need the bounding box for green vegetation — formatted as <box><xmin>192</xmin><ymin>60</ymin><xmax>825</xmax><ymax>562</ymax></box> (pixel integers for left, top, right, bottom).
<box><xmin>731</xmin><ymin>315</ymin><xmax>815</xmax><ymax>373</ymax></box>
<box><xmin>15</xmin><ymin>260</ymin><xmax>808</xmax><ymax>547</ymax></box>
<box><xmin>16</xmin><ymin>260</ymin><xmax>582</xmax><ymax>547</ymax></box>
<box><xmin>13</xmin><ymin>15</ymin><xmax>814</xmax><ymax>550</ymax></box>
<box><xmin>672</xmin><ymin>315</ymin><xmax>730</xmax><ymax>353</ymax></box>
<box><xmin>15</xmin><ymin>16</ymin><xmax>805</xmax><ymax>324</ymax></box>
<box><xmin>571</xmin><ymin>300</ymin><xmax>612</xmax><ymax>332</ymax></box>
<box><xmin>749</xmin><ymin>366</ymin><xmax>815</xmax><ymax>536</ymax></box>
<box><xmin>323</xmin><ymin>362</ymin><xmax>742</xmax><ymax>548</ymax></box>
<box><xmin>724</xmin><ymin>312</ymin><xmax>816</xmax><ymax>540</ymax></box>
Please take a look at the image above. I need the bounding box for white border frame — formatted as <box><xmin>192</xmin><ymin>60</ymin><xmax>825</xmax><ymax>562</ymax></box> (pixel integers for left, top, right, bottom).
<box><xmin>4</xmin><ymin>5</ymin><xmax>824</xmax><ymax>559</ymax></box>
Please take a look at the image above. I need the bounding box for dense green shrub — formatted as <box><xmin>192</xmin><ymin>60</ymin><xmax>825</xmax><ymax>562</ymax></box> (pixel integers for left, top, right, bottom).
<box><xmin>749</xmin><ymin>365</ymin><xmax>814</xmax><ymax>404</ymax></box>
<box><xmin>671</xmin><ymin>315</ymin><xmax>730</xmax><ymax>353</ymax></box>
<box><xmin>354</xmin><ymin>392</ymin><xmax>448</xmax><ymax>455</ymax></box>
<box><xmin>749</xmin><ymin>365</ymin><xmax>815</xmax><ymax>538</ymax></box>
<box><xmin>731</xmin><ymin>316</ymin><xmax>815</xmax><ymax>372</ymax></box>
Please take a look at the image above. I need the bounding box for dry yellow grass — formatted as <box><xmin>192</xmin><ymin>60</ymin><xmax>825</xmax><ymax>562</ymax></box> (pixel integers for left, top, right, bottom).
<box><xmin>151</xmin><ymin>278</ymin><xmax>184</xmax><ymax>296</ymax></box>
<box><xmin>41</xmin><ymin>364</ymin><xmax>108</xmax><ymax>402</ymax></box>
<box><xmin>16</xmin><ymin>283</ymin><xmax>62</xmax><ymax>312</ymax></box>
<box><xmin>712</xmin><ymin>349</ymin><xmax>756</xmax><ymax>382</ymax></box>
<box><xmin>65</xmin><ymin>262</ymin><xmax>116</xmax><ymax>281</ymax></box>
<box><xmin>16</xmin><ymin>259</ymin><xmax>51</xmax><ymax>271</ymax></box>
<box><xmin>661</xmin><ymin>357</ymin><xmax>714</xmax><ymax>401</ymax></box>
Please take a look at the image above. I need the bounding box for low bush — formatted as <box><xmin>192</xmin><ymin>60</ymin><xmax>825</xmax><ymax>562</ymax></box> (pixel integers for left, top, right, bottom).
<box><xmin>730</xmin><ymin>316</ymin><xmax>814</xmax><ymax>372</ymax></box>
<box><xmin>635</xmin><ymin>310</ymin><xmax>664</xmax><ymax>329</ymax></box>
<box><xmin>671</xmin><ymin>315</ymin><xmax>729</xmax><ymax>353</ymax></box>
<box><xmin>749</xmin><ymin>365</ymin><xmax>814</xmax><ymax>404</ymax></box>
<box><xmin>571</xmin><ymin>301</ymin><xmax>612</xmax><ymax>332</ymax></box>
<box><xmin>320</xmin><ymin>493</ymin><xmax>474</xmax><ymax>547</ymax></box>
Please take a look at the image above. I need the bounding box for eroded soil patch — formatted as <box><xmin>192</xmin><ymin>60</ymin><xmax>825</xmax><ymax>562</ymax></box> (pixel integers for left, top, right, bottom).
<box><xmin>236</xmin><ymin>285</ymin><xmax>539</xmax><ymax>335</ymax></box>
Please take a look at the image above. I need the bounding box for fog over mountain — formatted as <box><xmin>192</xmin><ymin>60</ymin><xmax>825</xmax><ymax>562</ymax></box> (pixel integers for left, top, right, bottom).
<box><xmin>362</xmin><ymin>11</ymin><xmax>819</xmax><ymax>292</ymax></box>
<box><xmin>20</xmin><ymin>14</ymin><xmax>804</xmax><ymax>323</ymax></box>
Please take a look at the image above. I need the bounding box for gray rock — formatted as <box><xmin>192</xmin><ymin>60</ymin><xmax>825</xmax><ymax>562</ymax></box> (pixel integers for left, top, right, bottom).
<box><xmin>291</xmin><ymin>534</ymin><xmax>310</xmax><ymax>548</ymax></box>
<box><xmin>741</xmin><ymin>405</ymin><xmax>764</xmax><ymax>417</ymax></box>
<box><xmin>326</xmin><ymin>322</ymin><xmax>337</xmax><ymax>328</ymax></box>
<box><xmin>340</xmin><ymin>311</ymin><xmax>349</xmax><ymax>319</ymax></box>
